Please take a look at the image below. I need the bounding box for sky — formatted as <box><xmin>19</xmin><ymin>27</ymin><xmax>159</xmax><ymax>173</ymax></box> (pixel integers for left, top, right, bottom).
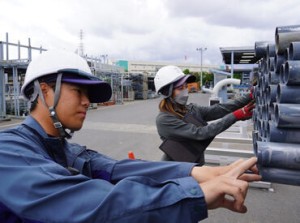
<box><xmin>1</xmin><ymin>0</ymin><xmax>300</xmax><ymax>66</ymax></box>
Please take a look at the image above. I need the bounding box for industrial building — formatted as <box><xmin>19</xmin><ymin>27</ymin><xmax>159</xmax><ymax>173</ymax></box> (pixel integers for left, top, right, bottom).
<box><xmin>0</xmin><ymin>33</ymin><xmax>222</xmax><ymax>119</ymax></box>
<box><xmin>1</xmin><ymin>24</ymin><xmax>300</xmax><ymax>222</ymax></box>
<box><xmin>116</xmin><ymin>59</ymin><xmax>217</xmax><ymax>76</ymax></box>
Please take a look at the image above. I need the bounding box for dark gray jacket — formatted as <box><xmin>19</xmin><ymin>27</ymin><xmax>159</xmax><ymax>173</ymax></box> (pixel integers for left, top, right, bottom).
<box><xmin>156</xmin><ymin>93</ymin><xmax>252</xmax><ymax>164</ymax></box>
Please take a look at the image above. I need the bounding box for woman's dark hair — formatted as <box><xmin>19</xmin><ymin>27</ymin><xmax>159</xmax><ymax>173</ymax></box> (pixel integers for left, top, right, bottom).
<box><xmin>159</xmin><ymin>98</ymin><xmax>187</xmax><ymax>118</ymax></box>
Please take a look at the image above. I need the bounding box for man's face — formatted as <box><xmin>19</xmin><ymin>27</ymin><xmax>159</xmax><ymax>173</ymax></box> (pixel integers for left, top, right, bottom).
<box><xmin>54</xmin><ymin>83</ymin><xmax>90</xmax><ymax>131</ymax></box>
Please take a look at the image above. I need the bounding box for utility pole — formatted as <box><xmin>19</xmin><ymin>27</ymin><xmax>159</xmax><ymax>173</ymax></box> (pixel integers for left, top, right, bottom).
<box><xmin>79</xmin><ymin>29</ymin><xmax>84</xmax><ymax>57</ymax></box>
<box><xmin>196</xmin><ymin>47</ymin><xmax>207</xmax><ymax>88</ymax></box>
<box><xmin>101</xmin><ymin>54</ymin><xmax>108</xmax><ymax>64</ymax></box>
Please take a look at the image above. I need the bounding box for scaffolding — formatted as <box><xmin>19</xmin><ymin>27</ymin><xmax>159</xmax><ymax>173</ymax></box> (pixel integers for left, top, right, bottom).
<box><xmin>88</xmin><ymin>55</ymin><xmax>124</xmax><ymax>105</ymax></box>
<box><xmin>0</xmin><ymin>33</ymin><xmax>46</xmax><ymax>120</ymax></box>
<box><xmin>0</xmin><ymin>33</ymin><xmax>127</xmax><ymax>119</ymax></box>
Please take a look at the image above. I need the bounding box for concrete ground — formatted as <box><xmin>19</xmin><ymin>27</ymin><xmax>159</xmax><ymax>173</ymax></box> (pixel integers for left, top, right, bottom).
<box><xmin>1</xmin><ymin>93</ymin><xmax>300</xmax><ymax>223</ymax></box>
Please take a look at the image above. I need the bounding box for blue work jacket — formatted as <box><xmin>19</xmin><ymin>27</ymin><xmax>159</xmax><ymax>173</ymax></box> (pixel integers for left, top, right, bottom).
<box><xmin>0</xmin><ymin>116</ymin><xmax>207</xmax><ymax>223</ymax></box>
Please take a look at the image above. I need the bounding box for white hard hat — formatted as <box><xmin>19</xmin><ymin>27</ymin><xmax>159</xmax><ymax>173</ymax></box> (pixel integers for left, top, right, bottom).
<box><xmin>154</xmin><ymin>65</ymin><xmax>195</xmax><ymax>97</ymax></box>
<box><xmin>21</xmin><ymin>50</ymin><xmax>111</xmax><ymax>103</ymax></box>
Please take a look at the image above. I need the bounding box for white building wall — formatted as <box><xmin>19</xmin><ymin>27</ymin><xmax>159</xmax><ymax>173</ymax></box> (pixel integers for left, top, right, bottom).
<box><xmin>127</xmin><ymin>60</ymin><xmax>218</xmax><ymax>76</ymax></box>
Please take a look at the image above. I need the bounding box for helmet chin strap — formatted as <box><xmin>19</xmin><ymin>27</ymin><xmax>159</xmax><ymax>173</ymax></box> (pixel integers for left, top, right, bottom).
<box><xmin>34</xmin><ymin>73</ymin><xmax>74</xmax><ymax>139</ymax></box>
<box><xmin>161</xmin><ymin>83</ymin><xmax>174</xmax><ymax>98</ymax></box>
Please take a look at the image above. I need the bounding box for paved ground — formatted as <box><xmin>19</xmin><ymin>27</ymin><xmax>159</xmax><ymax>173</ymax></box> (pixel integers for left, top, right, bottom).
<box><xmin>1</xmin><ymin>93</ymin><xmax>300</xmax><ymax>223</ymax></box>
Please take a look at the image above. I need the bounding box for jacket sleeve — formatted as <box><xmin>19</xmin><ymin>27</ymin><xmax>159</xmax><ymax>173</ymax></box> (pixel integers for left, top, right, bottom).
<box><xmin>191</xmin><ymin>93</ymin><xmax>252</xmax><ymax>121</ymax></box>
<box><xmin>87</xmin><ymin>149</ymin><xmax>198</xmax><ymax>182</ymax></box>
<box><xmin>0</xmin><ymin>133</ymin><xmax>207</xmax><ymax>223</ymax></box>
<box><xmin>156</xmin><ymin>111</ymin><xmax>237</xmax><ymax>141</ymax></box>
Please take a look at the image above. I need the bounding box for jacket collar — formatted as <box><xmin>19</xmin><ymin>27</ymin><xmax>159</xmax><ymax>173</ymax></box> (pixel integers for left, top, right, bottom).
<box><xmin>23</xmin><ymin>115</ymin><xmax>86</xmax><ymax>169</ymax></box>
<box><xmin>23</xmin><ymin>115</ymin><xmax>49</xmax><ymax>138</ymax></box>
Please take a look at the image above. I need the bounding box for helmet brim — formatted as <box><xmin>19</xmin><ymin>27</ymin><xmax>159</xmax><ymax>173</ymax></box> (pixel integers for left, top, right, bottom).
<box><xmin>174</xmin><ymin>75</ymin><xmax>196</xmax><ymax>88</ymax></box>
<box><xmin>62</xmin><ymin>77</ymin><xmax>112</xmax><ymax>103</ymax></box>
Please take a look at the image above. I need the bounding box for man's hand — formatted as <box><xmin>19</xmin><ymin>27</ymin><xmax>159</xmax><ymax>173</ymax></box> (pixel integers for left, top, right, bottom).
<box><xmin>191</xmin><ymin>157</ymin><xmax>261</xmax><ymax>183</ymax></box>
<box><xmin>197</xmin><ymin>158</ymin><xmax>261</xmax><ymax>213</ymax></box>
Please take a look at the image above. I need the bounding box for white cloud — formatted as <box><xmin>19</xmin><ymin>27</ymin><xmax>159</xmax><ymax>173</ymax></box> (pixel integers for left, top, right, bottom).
<box><xmin>1</xmin><ymin>0</ymin><xmax>300</xmax><ymax>65</ymax></box>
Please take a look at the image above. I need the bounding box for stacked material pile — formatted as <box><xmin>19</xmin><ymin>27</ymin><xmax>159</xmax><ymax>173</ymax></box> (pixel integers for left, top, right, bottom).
<box><xmin>253</xmin><ymin>25</ymin><xmax>300</xmax><ymax>186</ymax></box>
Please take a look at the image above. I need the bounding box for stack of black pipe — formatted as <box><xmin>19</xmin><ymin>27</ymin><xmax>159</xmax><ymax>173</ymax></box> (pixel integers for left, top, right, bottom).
<box><xmin>253</xmin><ymin>25</ymin><xmax>300</xmax><ymax>186</ymax></box>
<box><xmin>130</xmin><ymin>74</ymin><xmax>148</xmax><ymax>100</ymax></box>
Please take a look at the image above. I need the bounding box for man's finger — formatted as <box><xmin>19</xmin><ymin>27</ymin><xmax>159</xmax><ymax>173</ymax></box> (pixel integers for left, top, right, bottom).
<box><xmin>221</xmin><ymin>198</ymin><xmax>248</xmax><ymax>213</ymax></box>
<box><xmin>249</xmin><ymin>164</ymin><xmax>259</xmax><ymax>174</ymax></box>
<box><xmin>225</xmin><ymin>157</ymin><xmax>258</xmax><ymax>179</ymax></box>
<box><xmin>229</xmin><ymin>158</ymin><xmax>245</xmax><ymax>168</ymax></box>
<box><xmin>239</xmin><ymin>173</ymin><xmax>262</xmax><ymax>182</ymax></box>
<box><xmin>219</xmin><ymin>179</ymin><xmax>248</xmax><ymax>213</ymax></box>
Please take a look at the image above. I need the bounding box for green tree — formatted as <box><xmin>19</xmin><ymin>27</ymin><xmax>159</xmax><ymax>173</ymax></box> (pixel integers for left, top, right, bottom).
<box><xmin>233</xmin><ymin>73</ymin><xmax>242</xmax><ymax>80</ymax></box>
<box><xmin>183</xmin><ymin>69</ymin><xmax>200</xmax><ymax>82</ymax></box>
<box><xmin>202</xmin><ymin>72</ymin><xmax>213</xmax><ymax>85</ymax></box>
<box><xmin>182</xmin><ymin>70</ymin><xmax>213</xmax><ymax>85</ymax></box>
<box><xmin>191</xmin><ymin>72</ymin><xmax>200</xmax><ymax>82</ymax></box>
<box><xmin>183</xmin><ymin>68</ymin><xmax>190</xmax><ymax>74</ymax></box>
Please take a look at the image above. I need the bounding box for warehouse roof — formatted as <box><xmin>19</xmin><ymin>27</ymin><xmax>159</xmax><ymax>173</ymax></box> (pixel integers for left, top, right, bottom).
<box><xmin>220</xmin><ymin>46</ymin><xmax>260</xmax><ymax>64</ymax></box>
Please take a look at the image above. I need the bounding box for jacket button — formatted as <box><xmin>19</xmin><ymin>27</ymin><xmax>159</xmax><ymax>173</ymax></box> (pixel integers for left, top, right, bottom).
<box><xmin>190</xmin><ymin>188</ymin><xmax>198</xmax><ymax>195</ymax></box>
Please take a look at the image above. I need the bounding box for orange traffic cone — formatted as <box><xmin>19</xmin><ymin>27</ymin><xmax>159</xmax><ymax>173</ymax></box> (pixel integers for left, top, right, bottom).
<box><xmin>128</xmin><ymin>151</ymin><xmax>136</xmax><ymax>159</ymax></box>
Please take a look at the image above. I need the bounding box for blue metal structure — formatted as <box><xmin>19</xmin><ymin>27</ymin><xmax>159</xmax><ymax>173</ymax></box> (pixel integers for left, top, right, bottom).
<box><xmin>0</xmin><ymin>42</ymin><xmax>5</xmax><ymax>119</ymax></box>
<box><xmin>0</xmin><ymin>33</ymin><xmax>46</xmax><ymax>119</ymax></box>
<box><xmin>218</xmin><ymin>46</ymin><xmax>259</xmax><ymax>102</ymax></box>
<box><xmin>0</xmin><ymin>33</ymin><xmax>126</xmax><ymax>118</ymax></box>
<box><xmin>209</xmin><ymin>69</ymin><xmax>228</xmax><ymax>103</ymax></box>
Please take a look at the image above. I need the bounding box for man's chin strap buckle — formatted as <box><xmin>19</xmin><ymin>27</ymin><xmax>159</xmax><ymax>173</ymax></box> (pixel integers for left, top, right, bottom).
<box><xmin>49</xmin><ymin>108</ymin><xmax>74</xmax><ymax>139</ymax></box>
<box><xmin>53</xmin><ymin>122</ymin><xmax>63</xmax><ymax>129</ymax></box>
<box><xmin>49</xmin><ymin>107</ymin><xmax>67</xmax><ymax>138</ymax></box>
<box><xmin>50</xmin><ymin>110</ymin><xmax>63</xmax><ymax>129</ymax></box>
<box><xmin>64</xmin><ymin>129</ymin><xmax>74</xmax><ymax>139</ymax></box>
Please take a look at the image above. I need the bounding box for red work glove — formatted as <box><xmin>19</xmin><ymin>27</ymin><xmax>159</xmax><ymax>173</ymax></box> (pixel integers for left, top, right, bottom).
<box><xmin>249</xmin><ymin>86</ymin><xmax>254</xmax><ymax>100</ymax></box>
<box><xmin>249</xmin><ymin>78</ymin><xmax>257</xmax><ymax>100</ymax></box>
<box><xmin>233</xmin><ymin>101</ymin><xmax>255</xmax><ymax>120</ymax></box>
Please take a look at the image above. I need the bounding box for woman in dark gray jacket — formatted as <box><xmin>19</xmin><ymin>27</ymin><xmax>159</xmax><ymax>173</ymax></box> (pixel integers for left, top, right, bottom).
<box><xmin>154</xmin><ymin>65</ymin><xmax>254</xmax><ymax>165</ymax></box>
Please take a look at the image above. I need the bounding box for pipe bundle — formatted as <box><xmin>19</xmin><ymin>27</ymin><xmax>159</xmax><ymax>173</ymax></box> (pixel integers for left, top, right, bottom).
<box><xmin>253</xmin><ymin>24</ymin><xmax>300</xmax><ymax>186</ymax></box>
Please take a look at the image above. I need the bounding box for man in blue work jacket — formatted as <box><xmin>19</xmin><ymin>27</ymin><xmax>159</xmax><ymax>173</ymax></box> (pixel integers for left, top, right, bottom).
<box><xmin>0</xmin><ymin>50</ymin><xmax>261</xmax><ymax>223</ymax></box>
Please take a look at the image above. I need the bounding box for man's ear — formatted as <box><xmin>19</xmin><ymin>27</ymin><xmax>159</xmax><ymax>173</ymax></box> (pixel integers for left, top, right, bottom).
<box><xmin>39</xmin><ymin>83</ymin><xmax>52</xmax><ymax>96</ymax></box>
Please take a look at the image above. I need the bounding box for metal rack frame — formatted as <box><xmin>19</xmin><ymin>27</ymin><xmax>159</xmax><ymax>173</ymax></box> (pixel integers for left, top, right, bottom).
<box><xmin>0</xmin><ymin>33</ymin><xmax>46</xmax><ymax>120</ymax></box>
